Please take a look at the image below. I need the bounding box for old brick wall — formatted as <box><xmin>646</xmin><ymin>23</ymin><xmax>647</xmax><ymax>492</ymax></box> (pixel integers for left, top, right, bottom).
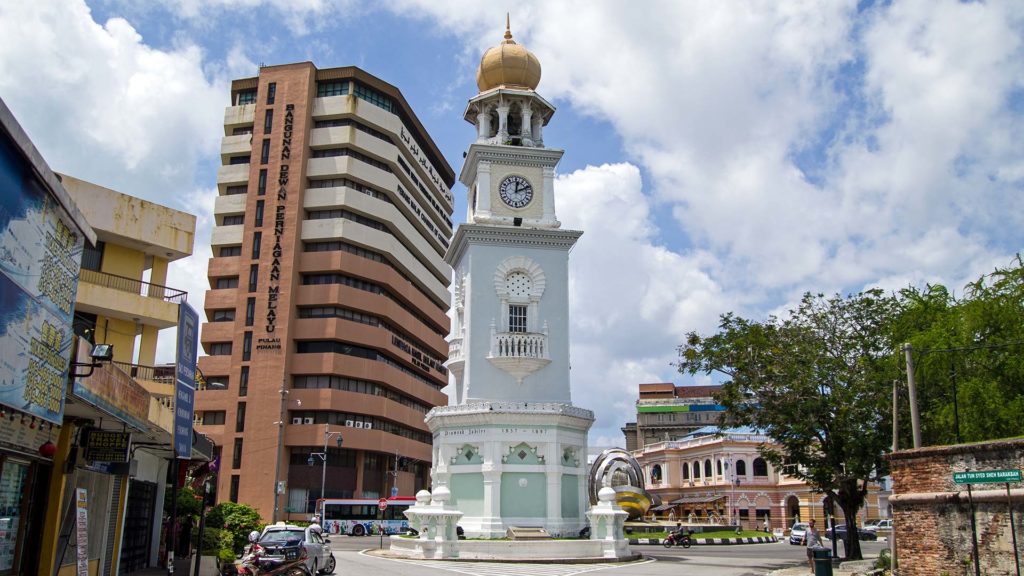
<box><xmin>888</xmin><ymin>438</ymin><xmax>1024</xmax><ymax>576</ymax></box>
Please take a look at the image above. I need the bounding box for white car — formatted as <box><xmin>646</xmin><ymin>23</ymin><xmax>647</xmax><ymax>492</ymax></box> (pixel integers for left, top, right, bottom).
<box><xmin>259</xmin><ymin>523</ymin><xmax>336</xmax><ymax>575</ymax></box>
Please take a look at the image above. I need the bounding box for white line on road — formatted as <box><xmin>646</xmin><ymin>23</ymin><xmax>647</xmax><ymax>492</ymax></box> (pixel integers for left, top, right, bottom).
<box><xmin>358</xmin><ymin>550</ymin><xmax>655</xmax><ymax>576</ymax></box>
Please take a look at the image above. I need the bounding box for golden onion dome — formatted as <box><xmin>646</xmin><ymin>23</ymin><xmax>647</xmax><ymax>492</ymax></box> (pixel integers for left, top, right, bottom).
<box><xmin>476</xmin><ymin>16</ymin><xmax>541</xmax><ymax>92</ymax></box>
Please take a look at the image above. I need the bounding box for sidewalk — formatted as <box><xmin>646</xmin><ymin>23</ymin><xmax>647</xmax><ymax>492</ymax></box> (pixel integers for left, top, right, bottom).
<box><xmin>127</xmin><ymin>555</ymin><xmax>218</xmax><ymax>576</ymax></box>
<box><xmin>768</xmin><ymin>559</ymin><xmax>878</xmax><ymax>576</ymax></box>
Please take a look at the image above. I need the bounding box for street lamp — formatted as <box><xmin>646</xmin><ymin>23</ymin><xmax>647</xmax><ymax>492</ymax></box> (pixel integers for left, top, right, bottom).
<box><xmin>308</xmin><ymin>424</ymin><xmax>343</xmax><ymax>521</ymax></box>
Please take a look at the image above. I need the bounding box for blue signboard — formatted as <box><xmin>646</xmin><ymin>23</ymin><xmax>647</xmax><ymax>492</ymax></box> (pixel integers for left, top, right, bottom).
<box><xmin>0</xmin><ymin>133</ymin><xmax>84</xmax><ymax>424</ymax></box>
<box><xmin>174</xmin><ymin>302</ymin><xmax>199</xmax><ymax>459</ymax></box>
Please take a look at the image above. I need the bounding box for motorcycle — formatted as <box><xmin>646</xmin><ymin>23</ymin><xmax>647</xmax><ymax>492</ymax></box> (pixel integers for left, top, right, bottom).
<box><xmin>235</xmin><ymin>531</ymin><xmax>312</xmax><ymax>576</ymax></box>
<box><xmin>662</xmin><ymin>531</ymin><xmax>692</xmax><ymax>549</ymax></box>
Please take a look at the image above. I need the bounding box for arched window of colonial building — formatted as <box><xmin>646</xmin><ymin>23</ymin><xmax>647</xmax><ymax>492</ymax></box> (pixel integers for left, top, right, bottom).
<box><xmin>753</xmin><ymin>457</ymin><xmax>768</xmax><ymax>477</ymax></box>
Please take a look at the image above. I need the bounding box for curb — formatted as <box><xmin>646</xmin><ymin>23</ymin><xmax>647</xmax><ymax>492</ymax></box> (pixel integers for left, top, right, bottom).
<box><xmin>628</xmin><ymin>536</ymin><xmax>779</xmax><ymax>545</ymax></box>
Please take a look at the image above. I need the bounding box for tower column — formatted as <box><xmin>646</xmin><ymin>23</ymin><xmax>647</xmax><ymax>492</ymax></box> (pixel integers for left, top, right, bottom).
<box><xmin>496</xmin><ymin>105</ymin><xmax>510</xmax><ymax>142</ymax></box>
<box><xmin>521</xmin><ymin>105</ymin><xmax>533</xmax><ymax>141</ymax></box>
<box><xmin>476</xmin><ymin>109</ymin><xmax>491</xmax><ymax>142</ymax></box>
<box><xmin>542</xmin><ymin>166</ymin><xmax>556</xmax><ymax>222</ymax></box>
<box><xmin>476</xmin><ymin>162</ymin><xmax>492</xmax><ymax>218</ymax></box>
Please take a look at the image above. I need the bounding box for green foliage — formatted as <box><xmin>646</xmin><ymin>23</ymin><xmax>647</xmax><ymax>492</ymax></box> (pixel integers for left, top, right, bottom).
<box><xmin>679</xmin><ymin>289</ymin><xmax>902</xmax><ymax>561</ymax></box>
<box><xmin>875</xmin><ymin>548</ymin><xmax>891</xmax><ymax>570</ymax></box>
<box><xmin>205</xmin><ymin>502</ymin><xmax>263</xmax><ymax>553</ymax></box>
<box><xmin>893</xmin><ymin>257</ymin><xmax>1024</xmax><ymax>446</ymax></box>
<box><xmin>164</xmin><ymin>487</ymin><xmax>202</xmax><ymax>519</ymax></box>
<box><xmin>200</xmin><ymin>527</ymin><xmax>234</xmax><ymax>555</ymax></box>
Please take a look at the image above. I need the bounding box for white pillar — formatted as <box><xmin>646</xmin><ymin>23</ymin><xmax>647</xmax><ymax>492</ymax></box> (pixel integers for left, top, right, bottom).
<box><xmin>542</xmin><ymin>166</ymin><xmax>556</xmax><ymax>223</ymax></box>
<box><xmin>476</xmin><ymin>162</ymin><xmax>492</xmax><ymax>219</ymax></box>
<box><xmin>476</xmin><ymin>110</ymin><xmax>490</xmax><ymax>142</ymax></box>
<box><xmin>497</xmin><ymin>105</ymin><xmax>509</xmax><ymax>142</ymax></box>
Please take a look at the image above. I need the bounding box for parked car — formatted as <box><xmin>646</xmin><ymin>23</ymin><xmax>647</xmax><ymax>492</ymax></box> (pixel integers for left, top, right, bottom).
<box><xmin>259</xmin><ymin>523</ymin><xmax>335</xmax><ymax>575</ymax></box>
<box><xmin>875</xmin><ymin>519</ymin><xmax>893</xmax><ymax>530</ymax></box>
<box><xmin>789</xmin><ymin>522</ymin><xmax>809</xmax><ymax>545</ymax></box>
<box><xmin>826</xmin><ymin>523</ymin><xmax>878</xmax><ymax>541</ymax></box>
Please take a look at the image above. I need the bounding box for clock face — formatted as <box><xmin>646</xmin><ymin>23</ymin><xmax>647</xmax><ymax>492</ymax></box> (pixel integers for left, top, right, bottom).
<box><xmin>499</xmin><ymin>175</ymin><xmax>533</xmax><ymax>209</ymax></box>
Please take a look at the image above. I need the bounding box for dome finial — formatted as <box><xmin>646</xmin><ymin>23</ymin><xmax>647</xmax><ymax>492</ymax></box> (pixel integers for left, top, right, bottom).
<box><xmin>504</xmin><ymin>13</ymin><xmax>513</xmax><ymax>42</ymax></box>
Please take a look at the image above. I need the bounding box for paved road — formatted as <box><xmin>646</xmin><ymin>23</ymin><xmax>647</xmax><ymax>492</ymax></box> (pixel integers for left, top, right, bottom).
<box><xmin>323</xmin><ymin>536</ymin><xmax>886</xmax><ymax>576</ymax></box>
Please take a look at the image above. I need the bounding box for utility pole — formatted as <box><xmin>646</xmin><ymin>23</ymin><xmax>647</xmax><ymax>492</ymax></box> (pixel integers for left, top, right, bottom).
<box><xmin>902</xmin><ymin>343</ymin><xmax>922</xmax><ymax>449</ymax></box>
<box><xmin>891</xmin><ymin>379</ymin><xmax>899</xmax><ymax>572</ymax></box>
<box><xmin>272</xmin><ymin>382</ymin><xmax>287</xmax><ymax>523</ymax></box>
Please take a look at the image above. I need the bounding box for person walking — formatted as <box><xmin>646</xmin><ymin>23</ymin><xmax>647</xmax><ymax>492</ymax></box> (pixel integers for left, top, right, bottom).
<box><xmin>802</xmin><ymin>519</ymin><xmax>824</xmax><ymax>573</ymax></box>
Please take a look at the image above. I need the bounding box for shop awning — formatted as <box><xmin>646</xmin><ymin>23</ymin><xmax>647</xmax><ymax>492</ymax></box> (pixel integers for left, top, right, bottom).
<box><xmin>670</xmin><ymin>495</ymin><xmax>727</xmax><ymax>505</ymax></box>
<box><xmin>650</xmin><ymin>504</ymin><xmax>676</xmax><ymax>512</ymax></box>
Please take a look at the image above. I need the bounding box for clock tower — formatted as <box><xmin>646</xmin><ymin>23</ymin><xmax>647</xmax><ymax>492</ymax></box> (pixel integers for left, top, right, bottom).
<box><xmin>425</xmin><ymin>18</ymin><xmax>594</xmax><ymax>539</ymax></box>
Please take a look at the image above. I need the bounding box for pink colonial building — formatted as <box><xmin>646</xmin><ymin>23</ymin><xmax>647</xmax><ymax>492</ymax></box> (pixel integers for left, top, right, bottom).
<box><xmin>632</xmin><ymin>426</ymin><xmax>890</xmax><ymax>532</ymax></box>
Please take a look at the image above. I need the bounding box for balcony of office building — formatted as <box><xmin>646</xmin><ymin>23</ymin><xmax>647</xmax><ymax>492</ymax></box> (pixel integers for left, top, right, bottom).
<box><xmin>76</xmin><ymin>268</ymin><xmax>187</xmax><ymax>328</ymax></box>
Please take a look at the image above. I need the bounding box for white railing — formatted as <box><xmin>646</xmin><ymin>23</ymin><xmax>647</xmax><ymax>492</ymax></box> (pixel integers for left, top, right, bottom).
<box><xmin>447</xmin><ymin>337</ymin><xmax>464</xmax><ymax>363</ymax></box>
<box><xmin>490</xmin><ymin>332</ymin><xmax>548</xmax><ymax>359</ymax></box>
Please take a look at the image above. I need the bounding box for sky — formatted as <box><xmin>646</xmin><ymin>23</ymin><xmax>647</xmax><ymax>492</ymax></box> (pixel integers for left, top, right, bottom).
<box><xmin>1</xmin><ymin>0</ymin><xmax>1022</xmax><ymax>446</ymax></box>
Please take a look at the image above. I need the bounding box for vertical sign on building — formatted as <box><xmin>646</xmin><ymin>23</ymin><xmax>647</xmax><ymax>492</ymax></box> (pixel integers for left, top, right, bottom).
<box><xmin>0</xmin><ymin>135</ymin><xmax>85</xmax><ymax>424</ymax></box>
<box><xmin>75</xmin><ymin>488</ymin><xmax>88</xmax><ymax>576</ymax></box>
<box><xmin>174</xmin><ymin>302</ymin><xmax>199</xmax><ymax>458</ymax></box>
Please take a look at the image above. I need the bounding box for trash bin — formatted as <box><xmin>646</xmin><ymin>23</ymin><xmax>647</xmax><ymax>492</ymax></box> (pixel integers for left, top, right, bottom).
<box><xmin>813</xmin><ymin>548</ymin><xmax>833</xmax><ymax>576</ymax></box>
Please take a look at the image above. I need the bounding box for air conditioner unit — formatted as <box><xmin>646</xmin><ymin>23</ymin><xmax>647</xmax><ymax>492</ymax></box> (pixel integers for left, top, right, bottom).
<box><xmin>303</xmin><ymin>417</ymin><xmax>314</xmax><ymax>425</ymax></box>
<box><xmin>364</xmin><ymin>422</ymin><xmax>372</xmax><ymax>430</ymax></box>
<box><xmin>345</xmin><ymin>420</ymin><xmax>354</xmax><ymax>427</ymax></box>
<box><xmin>354</xmin><ymin>422</ymin><xmax>364</xmax><ymax>429</ymax></box>
<box><xmin>291</xmin><ymin>417</ymin><xmax>302</xmax><ymax>425</ymax></box>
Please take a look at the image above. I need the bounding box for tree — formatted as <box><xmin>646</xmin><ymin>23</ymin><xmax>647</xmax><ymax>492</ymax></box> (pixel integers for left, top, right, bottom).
<box><xmin>892</xmin><ymin>257</ymin><xmax>1024</xmax><ymax>446</ymax></box>
<box><xmin>205</xmin><ymin>502</ymin><xmax>263</xmax><ymax>554</ymax></box>
<box><xmin>678</xmin><ymin>290</ymin><xmax>902</xmax><ymax>560</ymax></box>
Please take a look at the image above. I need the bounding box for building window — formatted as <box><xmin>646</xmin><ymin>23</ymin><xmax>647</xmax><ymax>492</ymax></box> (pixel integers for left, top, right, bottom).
<box><xmin>236</xmin><ymin>90</ymin><xmax>256</xmax><ymax>105</ymax></box>
<box><xmin>258</xmin><ymin>169</ymin><xmax>267</xmax><ymax>196</ymax></box>
<box><xmin>219</xmin><ymin>246</ymin><xmax>242</xmax><ymax>257</ymax></box>
<box><xmin>242</xmin><ymin>331</ymin><xmax>252</xmax><ymax>361</ymax></box>
<box><xmin>509</xmin><ymin>305</ymin><xmax>527</xmax><ymax>333</ymax></box>
<box><xmin>232</xmin><ymin>126</ymin><xmax>253</xmax><ymax>136</ymax></box>
<box><xmin>215</xmin><ymin>276</ymin><xmax>239</xmax><ymax>289</ymax></box>
<box><xmin>255</xmin><ymin>200</ymin><xmax>265</xmax><ymax>227</ymax></box>
<box><xmin>236</xmin><ymin>402</ymin><xmax>246</xmax><ymax>432</ymax></box>
<box><xmin>682</xmin><ymin>463</ymin><xmax>689</xmax><ymax>480</ymax></box>
<box><xmin>209</xmin><ymin>342</ymin><xmax>232</xmax><ymax>356</ymax></box>
<box><xmin>228</xmin><ymin>155</ymin><xmax>250</xmax><ymax>165</ymax></box>
<box><xmin>736</xmin><ymin>459</ymin><xmax>747</xmax><ymax>476</ymax></box>
<box><xmin>260</xmin><ymin>139</ymin><xmax>270</xmax><ymax>164</ymax></box>
<box><xmin>753</xmin><ymin>457</ymin><xmax>768</xmax><ymax>477</ymax></box>
<box><xmin>204</xmin><ymin>376</ymin><xmax>228</xmax><ymax>390</ymax></box>
<box><xmin>232</xmin><ymin>438</ymin><xmax>243</xmax><ymax>468</ymax></box>
<box><xmin>80</xmin><ymin>241</ymin><xmax>105</xmax><ymax>272</ymax></box>
<box><xmin>317</xmin><ymin>80</ymin><xmax>349</xmax><ymax>97</ymax></box>
<box><xmin>224</xmin><ymin>185</ymin><xmax>247</xmax><ymax>195</ymax></box>
<box><xmin>266</xmin><ymin>82</ymin><xmax>276</xmax><ymax>105</ymax></box>
<box><xmin>245</xmin><ymin>298</ymin><xmax>255</xmax><ymax>327</ymax></box>
<box><xmin>201</xmin><ymin>411</ymin><xmax>225</xmax><ymax>425</ymax></box>
<box><xmin>229</xmin><ymin>475</ymin><xmax>240</xmax><ymax>503</ymax></box>
<box><xmin>239</xmin><ymin>366</ymin><xmax>249</xmax><ymax>396</ymax></box>
<box><xmin>211</xmin><ymin>309</ymin><xmax>235</xmax><ymax>322</ymax></box>
<box><xmin>248</xmin><ymin>264</ymin><xmax>258</xmax><ymax>292</ymax></box>
<box><xmin>354</xmin><ymin>82</ymin><xmax>393</xmax><ymax>112</ymax></box>
<box><xmin>251</xmin><ymin>231</ymin><xmax>262</xmax><ymax>259</ymax></box>
<box><xmin>263</xmin><ymin>109</ymin><xmax>274</xmax><ymax>134</ymax></box>
<box><xmin>692</xmin><ymin>461</ymin><xmax>700</xmax><ymax>479</ymax></box>
<box><xmin>223</xmin><ymin>215</ymin><xmax>244</xmax><ymax>226</ymax></box>
<box><xmin>704</xmin><ymin>459</ymin><xmax>712</xmax><ymax>478</ymax></box>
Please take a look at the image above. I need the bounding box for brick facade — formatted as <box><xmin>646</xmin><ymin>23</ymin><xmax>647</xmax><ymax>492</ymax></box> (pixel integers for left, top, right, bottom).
<box><xmin>887</xmin><ymin>438</ymin><xmax>1024</xmax><ymax>576</ymax></box>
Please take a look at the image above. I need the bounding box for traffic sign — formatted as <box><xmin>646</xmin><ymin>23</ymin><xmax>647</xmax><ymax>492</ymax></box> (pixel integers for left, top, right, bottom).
<box><xmin>953</xmin><ymin>469</ymin><xmax>1022</xmax><ymax>484</ymax></box>
<box><xmin>378</xmin><ymin>497</ymin><xmax>388</xmax><ymax>511</ymax></box>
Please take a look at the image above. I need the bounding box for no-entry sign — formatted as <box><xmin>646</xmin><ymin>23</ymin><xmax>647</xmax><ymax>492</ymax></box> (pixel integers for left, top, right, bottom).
<box><xmin>378</xmin><ymin>497</ymin><xmax>388</xmax><ymax>511</ymax></box>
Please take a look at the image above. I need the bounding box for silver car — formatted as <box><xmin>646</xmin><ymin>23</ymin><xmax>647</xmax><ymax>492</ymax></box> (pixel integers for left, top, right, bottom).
<box><xmin>789</xmin><ymin>522</ymin><xmax>808</xmax><ymax>545</ymax></box>
<box><xmin>259</xmin><ymin>523</ymin><xmax>335</xmax><ymax>574</ymax></box>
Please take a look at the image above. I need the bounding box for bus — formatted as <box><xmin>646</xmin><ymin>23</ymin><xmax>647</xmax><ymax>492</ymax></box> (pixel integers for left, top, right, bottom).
<box><xmin>318</xmin><ymin>497</ymin><xmax>416</xmax><ymax>536</ymax></box>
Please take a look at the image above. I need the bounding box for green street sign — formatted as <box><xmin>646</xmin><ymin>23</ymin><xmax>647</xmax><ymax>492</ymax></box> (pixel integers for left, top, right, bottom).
<box><xmin>953</xmin><ymin>469</ymin><xmax>1022</xmax><ymax>484</ymax></box>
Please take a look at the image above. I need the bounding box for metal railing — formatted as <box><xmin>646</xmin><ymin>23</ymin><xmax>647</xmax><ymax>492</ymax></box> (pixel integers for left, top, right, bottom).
<box><xmin>112</xmin><ymin>361</ymin><xmax>176</xmax><ymax>384</ymax></box>
<box><xmin>79</xmin><ymin>268</ymin><xmax>188</xmax><ymax>304</ymax></box>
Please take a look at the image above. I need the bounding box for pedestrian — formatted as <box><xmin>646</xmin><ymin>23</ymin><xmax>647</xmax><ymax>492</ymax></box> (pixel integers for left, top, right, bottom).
<box><xmin>763</xmin><ymin>517</ymin><xmax>770</xmax><ymax>533</ymax></box>
<box><xmin>802</xmin><ymin>519</ymin><xmax>824</xmax><ymax>573</ymax></box>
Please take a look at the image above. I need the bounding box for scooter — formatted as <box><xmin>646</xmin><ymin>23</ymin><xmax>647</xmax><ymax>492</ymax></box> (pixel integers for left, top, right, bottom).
<box><xmin>235</xmin><ymin>531</ymin><xmax>312</xmax><ymax>576</ymax></box>
<box><xmin>662</xmin><ymin>531</ymin><xmax>692</xmax><ymax>549</ymax></box>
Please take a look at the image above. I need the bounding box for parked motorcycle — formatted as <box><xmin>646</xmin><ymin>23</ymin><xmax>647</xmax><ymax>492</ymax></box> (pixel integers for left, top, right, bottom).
<box><xmin>662</xmin><ymin>531</ymin><xmax>692</xmax><ymax>549</ymax></box>
<box><xmin>235</xmin><ymin>531</ymin><xmax>312</xmax><ymax>576</ymax></box>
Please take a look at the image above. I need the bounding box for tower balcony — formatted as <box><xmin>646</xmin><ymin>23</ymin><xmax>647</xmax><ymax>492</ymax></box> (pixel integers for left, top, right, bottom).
<box><xmin>486</xmin><ymin>328</ymin><xmax>550</xmax><ymax>384</ymax></box>
<box><xmin>445</xmin><ymin>335</ymin><xmax>465</xmax><ymax>379</ymax></box>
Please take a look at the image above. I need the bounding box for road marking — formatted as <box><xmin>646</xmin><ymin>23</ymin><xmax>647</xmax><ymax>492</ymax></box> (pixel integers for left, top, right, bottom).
<box><xmin>360</xmin><ymin>550</ymin><xmax>654</xmax><ymax>576</ymax></box>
